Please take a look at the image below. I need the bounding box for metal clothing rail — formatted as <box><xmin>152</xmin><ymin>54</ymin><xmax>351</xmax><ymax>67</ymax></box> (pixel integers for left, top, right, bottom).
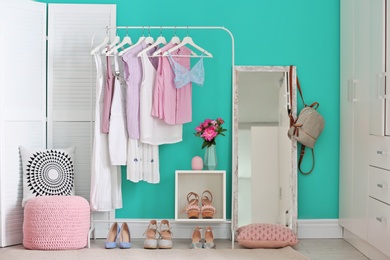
<box><xmin>89</xmin><ymin>25</ymin><xmax>236</xmax><ymax>248</ymax></box>
<box><xmin>90</xmin><ymin>26</ymin><xmax>234</xmax><ymax>64</ymax></box>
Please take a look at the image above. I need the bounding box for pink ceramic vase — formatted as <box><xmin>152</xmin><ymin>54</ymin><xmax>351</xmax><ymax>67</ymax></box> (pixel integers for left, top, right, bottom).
<box><xmin>191</xmin><ymin>156</ymin><xmax>203</xmax><ymax>170</ymax></box>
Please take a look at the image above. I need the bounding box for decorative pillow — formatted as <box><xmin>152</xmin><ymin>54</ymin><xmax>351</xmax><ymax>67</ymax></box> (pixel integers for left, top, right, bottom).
<box><xmin>19</xmin><ymin>146</ymin><xmax>76</xmax><ymax>207</ymax></box>
<box><xmin>236</xmin><ymin>223</ymin><xmax>298</xmax><ymax>248</ymax></box>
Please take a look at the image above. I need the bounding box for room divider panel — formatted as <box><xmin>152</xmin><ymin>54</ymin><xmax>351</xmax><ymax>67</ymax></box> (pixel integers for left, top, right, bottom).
<box><xmin>0</xmin><ymin>2</ymin><xmax>115</xmax><ymax>247</ymax></box>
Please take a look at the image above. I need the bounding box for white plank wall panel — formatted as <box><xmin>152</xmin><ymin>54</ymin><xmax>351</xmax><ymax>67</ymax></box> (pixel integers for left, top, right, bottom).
<box><xmin>52</xmin><ymin>122</ymin><xmax>92</xmax><ymax>200</ymax></box>
<box><xmin>0</xmin><ymin>2</ymin><xmax>47</xmax><ymax>247</ymax></box>
<box><xmin>48</xmin><ymin>4</ymin><xmax>116</xmax><ymax>124</ymax></box>
<box><xmin>47</xmin><ymin>4</ymin><xmax>116</xmax><ymax>204</ymax></box>
<box><xmin>2</xmin><ymin>122</ymin><xmax>45</xmax><ymax>247</ymax></box>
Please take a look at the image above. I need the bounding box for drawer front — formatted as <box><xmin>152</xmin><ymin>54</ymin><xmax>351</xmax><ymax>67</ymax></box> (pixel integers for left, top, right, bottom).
<box><xmin>368</xmin><ymin>197</ymin><xmax>390</xmax><ymax>257</ymax></box>
<box><xmin>368</xmin><ymin>135</ymin><xmax>390</xmax><ymax>170</ymax></box>
<box><xmin>369</xmin><ymin>166</ymin><xmax>390</xmax><ymax>204</ymax></box>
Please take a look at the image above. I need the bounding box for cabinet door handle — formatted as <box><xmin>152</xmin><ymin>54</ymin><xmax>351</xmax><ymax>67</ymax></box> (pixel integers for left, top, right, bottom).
<box><xmin>377</xmin><ymin>183</ymin><xmax>384</xmax><ymax>188</ymax></box>
<box><xmin>377</xmin><ymin>73</ymin><xmax>386</xmax><ymax>100</ymax></box>
<box><xmin>377</xmin><ymin>150</ymin><xmax>388</xmax><ymax>155</ymax></box>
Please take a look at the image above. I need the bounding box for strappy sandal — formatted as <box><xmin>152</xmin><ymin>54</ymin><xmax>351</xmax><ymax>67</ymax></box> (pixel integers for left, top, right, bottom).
<box><xmin>201</xmin><ymin>190</ymin><xmax>216</xmax><ymax>219</ymax></box>
<box><xmin>159</xmin><ymin>219</ymin><xmax>173</xmax><ymax>249</ymax></box>
<box><xmin>186</xmin><ymin>192</ymin><xmax>200</xmax><ymax>219</ymax></box>
<box><xmin>143</xmin><ymin>220</ymin><xmax>158</xmax><ymax>249</ymax></box>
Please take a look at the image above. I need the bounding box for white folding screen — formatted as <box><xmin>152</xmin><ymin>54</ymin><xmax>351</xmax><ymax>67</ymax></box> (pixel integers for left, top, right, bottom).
<box><xmin>0</xmin><ymin>3</ymin><xmax>116</xmax><ymax>247</ymax></box>
<box><xmin>47</xmin><ymin>4</ymin><xmax>116</xmax><ymax>201</ymax></box>
<box><xmin>0</xmin><ymin>1</ymin><xmax>47</xmax><ymax>247</ymax></box>
<box><xmin>47</xmin><ymin>4</ymin><xmax>116</xmax><ymax>238</ymax></box>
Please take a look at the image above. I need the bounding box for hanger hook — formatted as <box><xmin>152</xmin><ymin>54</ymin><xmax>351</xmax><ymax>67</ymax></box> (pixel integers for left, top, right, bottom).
<box><xmin>160</xmin><ymin>26</ymin><xmax>162</xmax><ymax>36</ymax></box>
<box><xmin>142</xmin><ymin>26</ymin><xmax>145</xmax><ymax>36</ymax></box>
<box><xmin>105</xmin><ymin>26</ymin><xmax>109</xmax><ymax>35</ymax></box>
<box><xmin>148</xmin><ymin>26</ymin><xmax>150</xmax><ymax>36</ymax></box>
<box><xmin>126</xmin><ymin>26</ymin><xmax>128</xmax><ymax>36</ymax></box>
<box><xmin>174</xmin><ymin>26</ymin><xmax>177</xmax><ymax>36</ymax></box>
<box><xmin>186</xmin><ymin>26</ymin><xmax>189</xmax><ymax>36</ymax></box>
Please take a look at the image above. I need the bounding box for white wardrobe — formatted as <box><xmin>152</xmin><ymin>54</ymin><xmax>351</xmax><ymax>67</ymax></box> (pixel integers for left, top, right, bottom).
<box><xmin>340</xmin><ymin>0</ymin><xmax>390</xmax><ymax>259</ymax></box>
<box><xmin>0</xmin><ymin>2</ymin><xmax>115</xmax><ymax>247</ymax></box>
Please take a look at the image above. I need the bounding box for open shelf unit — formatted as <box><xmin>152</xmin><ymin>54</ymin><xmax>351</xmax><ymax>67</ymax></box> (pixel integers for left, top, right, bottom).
<box><xmin>175</xmin><ymin>170</ymin><xmax>226</xmax><ymax>223</ymax></box>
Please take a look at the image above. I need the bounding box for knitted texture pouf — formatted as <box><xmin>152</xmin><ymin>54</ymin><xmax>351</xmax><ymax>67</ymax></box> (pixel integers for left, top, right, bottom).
<box><xmin>23</xmin><ymin>196</ymin><xmax>90</xmax><ymax>250</ymax></box>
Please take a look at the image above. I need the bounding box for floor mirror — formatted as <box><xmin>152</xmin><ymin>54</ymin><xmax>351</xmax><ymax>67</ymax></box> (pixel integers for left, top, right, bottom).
<box><xmin>232</xmin><ymin>66</ymin><xmax>298</xmax><ymax>242</ymax></box>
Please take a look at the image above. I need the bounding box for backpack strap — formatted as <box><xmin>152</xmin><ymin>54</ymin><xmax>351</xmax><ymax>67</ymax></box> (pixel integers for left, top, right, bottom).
<box><xmin>309</xmin><ymin>102</ymin><xmax>320</xmax><ymax>109</ymax></box>
<box><xmin>288</xmin><ymin>65</ymin><xmax>308</xmax><ymax>127</ymax></box>
<box><xmin>298</xmin><ymin>145</ymin><xmax>315</xmax><ymax>175</ymax></box>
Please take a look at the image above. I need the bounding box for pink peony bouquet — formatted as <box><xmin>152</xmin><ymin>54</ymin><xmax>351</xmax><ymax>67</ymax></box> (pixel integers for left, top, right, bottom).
<box><xmin>194</xmin><ymin>118</ymin><xmax>227</xmax><ymax>149</ymax></box>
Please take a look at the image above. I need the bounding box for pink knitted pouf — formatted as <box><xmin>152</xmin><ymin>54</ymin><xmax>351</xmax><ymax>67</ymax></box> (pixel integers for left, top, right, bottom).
<box><xmin>23</xmin><ymin>196</ymin><xmax>90</xmax><ymax>250</ymax></box>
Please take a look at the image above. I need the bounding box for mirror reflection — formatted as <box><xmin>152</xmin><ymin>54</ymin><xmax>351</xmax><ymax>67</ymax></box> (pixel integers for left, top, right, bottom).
<box><xmin>233</xmin><ymin>66</ymin><xmax>297</xmax><ymax>235</ymax></box>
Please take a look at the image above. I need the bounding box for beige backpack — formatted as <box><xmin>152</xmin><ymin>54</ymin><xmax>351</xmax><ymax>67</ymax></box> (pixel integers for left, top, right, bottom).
<box><xmin>287</xmin><ymin>66</ymin><xmax>325</xmax><ymax>175</ymax></box>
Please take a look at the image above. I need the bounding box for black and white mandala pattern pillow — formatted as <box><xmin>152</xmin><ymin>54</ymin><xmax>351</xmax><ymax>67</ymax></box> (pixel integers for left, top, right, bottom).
<box><xmin>19</xmin><ymin>146</ymin><xmax>76</xmax><ymax>207</ymax></box>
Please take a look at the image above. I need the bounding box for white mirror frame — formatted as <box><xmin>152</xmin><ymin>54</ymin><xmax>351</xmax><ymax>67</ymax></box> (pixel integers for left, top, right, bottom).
<box><xmin>231</xmin><ymin>66</ymin><xmax>298</xmax><ymax>243</ymax></box>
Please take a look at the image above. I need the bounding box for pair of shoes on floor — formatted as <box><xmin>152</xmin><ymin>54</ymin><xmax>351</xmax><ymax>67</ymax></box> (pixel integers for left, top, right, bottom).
<box><xmin>144</xmin><ymin>219</ymin><xmax>173</xmax><ymax>249</ymax></box>
<box><xmin>190</xmin><ymin>226</ymin><xmax>215</xmax><ymax>249</ymax></box>
<box><xmin>186</xmin><ymin>190</ymin><xmax>216</xmax><ymax>219</ymax></box>
<box><xmin>105</xmin><ymin>222</ymin><xmax>132</xmax><ymax>249</ymax></box>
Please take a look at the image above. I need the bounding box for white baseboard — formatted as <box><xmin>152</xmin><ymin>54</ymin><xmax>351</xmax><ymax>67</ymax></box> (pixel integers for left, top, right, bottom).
<box><xmin>297</xmin><ymin>219</ymin><xmax>342</xmax><ymax>238</ymax></box>
<box><xmin>91</xmin><ymin>219</ymin><xmax>232</xmax><ymax>239</ymax></box>
<box><xmin>91</xmin><ymin>218</ymin><xmax>342</xmax><ymax>240</ymax></box>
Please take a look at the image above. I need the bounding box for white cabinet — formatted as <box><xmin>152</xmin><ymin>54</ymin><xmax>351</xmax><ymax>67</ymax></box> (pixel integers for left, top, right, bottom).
<box><xmin>175</xmin><ymin>170</ymin><xmax>226</xmax><ymax>222</ymax></box>
<box><xmin>339</xmin><ymin>0</ymin><xmax>370</xmax><ymax>240</ymax></box>
<box><xmin>366</xmin><ymin>1</ymin><xmax>390</xmax><ymax>258</ymax></box>
<box><xmin>341</xmin><ymin>0</ymin><xmax>390</xmax><ymax>258</ymax></box>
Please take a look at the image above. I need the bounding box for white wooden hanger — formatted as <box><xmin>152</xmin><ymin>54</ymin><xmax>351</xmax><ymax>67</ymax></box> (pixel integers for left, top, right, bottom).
<box><xmin>152</xmin><ymin>36</ymin><xmax>198</xmax><ymax>57</ymax></box>
<box><xmin>170</xmin><ymin>35</ymin><xmax>181</xmax><ymax>45</ymax></box>
<box><xmin>106</xmin><ymin>27</ymin><xmax>133</xmax><ymax>56</ymax></box>
<box><xmin>170</xmin><ymin>28</ymin><xmax>181</xmax><ymax>44</ymax></box>
<box><xmin>101</xmin><ymin>35</ymin><xmax>120</xmax><ymax>54</ymax></box>
<box><xmin>144</xmin><ymin>35</ymin><xmax>155</xmax><ymax>45</ymax></box>
<box><xmin>142</xmin><ymin>26</ymin><xmax>156</xmax><ymax>47</ymax></box>
<box><xmin>90</xmin><ymin>36</ymin><xmax>109</xmax><ymax>55</ymax></box>
<box><xmin>152</xmin><ymin>28</ymin><xmax>181</xmax><ymax>57</ymax></box>
<box><xmin>162</xmin><ymin>36</ymin><xmax>213</xmax><ymax>58</ymax></box>
<box><xmin>137</xmin><ymin>34</ymin><xmax>167</xmax><ymax>58</ymax></box>
<box><xmin>118</xmin><ymin>35</ymin><xmax>144</xmax><ymax>56</ymax></box>
<box><xmin>106</xmin><ymin>35</ymin><xmax>132</xmax><ymax>56</ymax></box>
<box><xmin>119</xmin><ymin>27</ymin><xmax>146</xmax><ymax>56</ymax></box>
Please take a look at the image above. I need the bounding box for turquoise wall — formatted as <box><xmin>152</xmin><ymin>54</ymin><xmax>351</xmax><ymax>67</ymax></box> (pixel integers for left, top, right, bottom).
<box><xmin>37</xmin><ymin>0</ymin><xmax>340</xmax><ymax>220</ymax></box>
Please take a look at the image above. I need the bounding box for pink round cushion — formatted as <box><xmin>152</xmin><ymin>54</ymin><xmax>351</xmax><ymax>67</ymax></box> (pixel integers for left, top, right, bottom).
<box><xmin>23</xmin><ymin>196</ymin><xmax>90</xmax><ymax>250</ymax></box>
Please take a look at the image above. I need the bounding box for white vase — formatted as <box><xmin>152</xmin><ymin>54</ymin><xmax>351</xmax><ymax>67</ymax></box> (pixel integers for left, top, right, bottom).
<box><xmin>204</xmin><ymin>145</ymin><xmax>217</xmax><ymax>170</ymax></box>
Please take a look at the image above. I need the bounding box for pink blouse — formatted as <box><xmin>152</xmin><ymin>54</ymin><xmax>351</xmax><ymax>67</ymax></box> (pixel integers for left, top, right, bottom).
<box><xmin>152</xmin><ymin>42</ymin><xmax>192</xmax><ymax>125</ymax></box>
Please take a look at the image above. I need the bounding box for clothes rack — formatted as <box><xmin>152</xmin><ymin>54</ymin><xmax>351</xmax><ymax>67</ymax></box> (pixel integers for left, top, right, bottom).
<box><xmin>89</xmin><ymin>25</ymin><xmax>236</xmax><ymax>247</ymax></box>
